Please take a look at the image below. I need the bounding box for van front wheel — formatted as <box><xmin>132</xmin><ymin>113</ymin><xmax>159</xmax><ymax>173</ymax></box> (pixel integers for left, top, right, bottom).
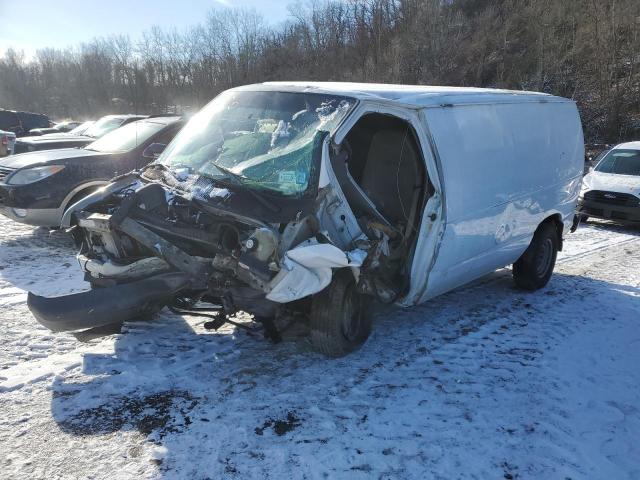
<box><xmin>513</xmin><ymin>222</ymin><xmax>559</xmax><ymax>290</ymax></box>
<box><xmin>309</xmin><ymin>270</ymin><xmax>372</xmax><ymax>357</ymax></box>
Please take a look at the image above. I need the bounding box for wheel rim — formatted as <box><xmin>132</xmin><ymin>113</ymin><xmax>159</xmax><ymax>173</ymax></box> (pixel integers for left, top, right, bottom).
<box><xmin>341</xmin><ymin>286</ymin><xmax>362</xmax><ymax>342</ymax></box>
<box><xmin>536</xmin><ymin>238</ymin><xmax>554</xmax><ymax>277</ymax></box>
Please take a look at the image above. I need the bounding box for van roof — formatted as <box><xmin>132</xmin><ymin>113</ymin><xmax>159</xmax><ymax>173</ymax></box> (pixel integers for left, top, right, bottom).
<box><xmin>232</xmin><ymin>82</ymin><xmax>572</xmax><ymax>107</ymax></box>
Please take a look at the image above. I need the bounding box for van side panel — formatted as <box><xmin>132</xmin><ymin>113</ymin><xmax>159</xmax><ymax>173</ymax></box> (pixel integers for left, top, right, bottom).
<box><xmin>419</xmin><ymin>101</ymin><xmax>583</xmax><ymax>301</ymax></box>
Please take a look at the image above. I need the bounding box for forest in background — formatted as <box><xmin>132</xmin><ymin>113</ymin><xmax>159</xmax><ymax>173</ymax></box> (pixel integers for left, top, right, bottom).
<box><xmin>1</xmin><ymin>0</ymin><xmax>638</xmax><ymax>142</ymax></box>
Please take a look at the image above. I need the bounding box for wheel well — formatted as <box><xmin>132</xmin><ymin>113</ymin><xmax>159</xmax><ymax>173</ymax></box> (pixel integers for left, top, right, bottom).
<box><xmin>540</xmin><ymin>214</ymin><xmax>564</xmax><ymax>251</ymax></box>
<box><xmin>63</xmin><ymin>185</ymin><xmax>102</xmax><ymax>213</ymax></box>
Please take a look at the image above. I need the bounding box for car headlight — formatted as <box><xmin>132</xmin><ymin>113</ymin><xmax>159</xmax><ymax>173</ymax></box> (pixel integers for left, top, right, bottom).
<box><xmin>7</xmin><ymin>165</ymin><xmax>65</xmax><ymax>185</ymax></box>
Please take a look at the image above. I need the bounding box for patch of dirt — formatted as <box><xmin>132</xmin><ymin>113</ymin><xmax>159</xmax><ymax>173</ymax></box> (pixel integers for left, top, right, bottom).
<box><xmin>255</xmin><ymin>411</ymin><xmax>301</xmax><ymax>436</ymax></box>
<box><xmin>59</xmin><ymin>390</ymin><xmax>198</xmax><ymax>437</ymax></box>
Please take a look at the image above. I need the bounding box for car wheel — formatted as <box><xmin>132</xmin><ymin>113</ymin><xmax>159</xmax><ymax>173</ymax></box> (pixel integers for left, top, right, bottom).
<box><xmin>513</xmin><ymin>222</ymin><xmax>559</xmax><ymax>291</ymax></box>
<box><xmin>309</xmin><ymin>269</ymin><xmax>373</xmax><ymax>357</ymax></box>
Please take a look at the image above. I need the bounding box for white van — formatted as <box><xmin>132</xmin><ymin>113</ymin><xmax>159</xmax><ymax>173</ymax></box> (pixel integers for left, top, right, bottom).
<box><xmin>30</xmin><ymin>83</ymin><xmax>585</xmax><ymax>357</ymax></box>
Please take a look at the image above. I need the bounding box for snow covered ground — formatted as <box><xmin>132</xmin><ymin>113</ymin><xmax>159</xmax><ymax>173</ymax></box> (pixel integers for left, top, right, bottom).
<box><xmin>0</xmin><ymin>215</ymin><xmax>638</xmax><ymax>479</ymax></box>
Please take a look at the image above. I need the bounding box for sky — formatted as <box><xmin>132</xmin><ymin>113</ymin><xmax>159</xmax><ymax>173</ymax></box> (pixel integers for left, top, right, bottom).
<box><xmin>0</xmin><ymin>0</ymin><xmax>294</xmax><ymax>58</ymax></box>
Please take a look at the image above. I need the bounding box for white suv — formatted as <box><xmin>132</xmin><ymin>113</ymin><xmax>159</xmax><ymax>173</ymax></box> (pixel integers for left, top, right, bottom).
<box><xmin>578</xmin><ymin>141</ymin><xmax>640</xmax><ymax>224</ymax></box>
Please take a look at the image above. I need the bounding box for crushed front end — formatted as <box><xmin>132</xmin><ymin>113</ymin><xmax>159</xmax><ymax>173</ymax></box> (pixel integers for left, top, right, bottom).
<box><xmin>27</xmin><ymin>88</ymin><xmax>431</xmax><ymax>355</ymax></box>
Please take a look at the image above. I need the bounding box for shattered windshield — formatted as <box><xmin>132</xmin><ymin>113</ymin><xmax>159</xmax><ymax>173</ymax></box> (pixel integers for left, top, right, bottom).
<box><xmin>158</xmin><ymin>90</ymin><xmax>354</xmax><ymax>197</ymax></box>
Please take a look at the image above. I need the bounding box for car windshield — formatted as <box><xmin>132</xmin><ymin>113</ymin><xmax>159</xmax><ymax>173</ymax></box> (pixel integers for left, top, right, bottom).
<box><xmin>86</xmin><ymin>121</ymin><xmax>164</xmax><ymax>153</ymax></box>
<box><xmin>595</xmin><ymin>149</ymin><xmax>640</xmax><ymax>176</ymax></box>
<box><xmin>158</xmin><ymin>90</ymin><xmax>354</xmax><ymax>197</ymax></box>
<box><xmin>68</xmin><ymin>121</ymin><xmax>94</xmax><ymax>135</ymax></box>
<box><xmin>84</xmin><ymin>117</ymin><xmax>125</xmax><ymax>138</ymax></box>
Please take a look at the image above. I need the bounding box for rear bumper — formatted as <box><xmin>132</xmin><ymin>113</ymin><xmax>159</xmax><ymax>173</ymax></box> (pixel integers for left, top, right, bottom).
<box><xmin>577</xmin><ymin>197</ymin><xmax>640</xmax><ymax>223</ymax></box>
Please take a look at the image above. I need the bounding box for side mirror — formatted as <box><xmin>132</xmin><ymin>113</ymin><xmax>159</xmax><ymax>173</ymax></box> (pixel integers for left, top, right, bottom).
<box><xmin>142</xmin><ymin>143</ymin><xmax>167</xmax><ymax>160</ymax></box>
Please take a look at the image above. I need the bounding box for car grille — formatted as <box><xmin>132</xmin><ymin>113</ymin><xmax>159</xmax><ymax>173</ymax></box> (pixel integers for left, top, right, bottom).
<box><xmin>0</xmin><ymin>166</ymin><xmax>16</xmax><ymax>182</ymax></box>
<box><xmin>584</xmin><ymin>190</ymin><xmax>640</xmax><ymax>206</ymax></box>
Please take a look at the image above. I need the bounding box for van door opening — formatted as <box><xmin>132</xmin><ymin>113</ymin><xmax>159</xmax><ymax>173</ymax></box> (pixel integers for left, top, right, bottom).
<box><xmin>331</xmin><ymin>113</ymin><xmax>433</xmax><ymax>302</ymax></box>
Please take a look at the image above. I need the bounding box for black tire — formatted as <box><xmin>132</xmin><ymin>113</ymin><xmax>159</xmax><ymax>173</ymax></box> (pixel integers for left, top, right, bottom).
<box><xmin>309</xmin><ymin>269</ymin><xmax>373</xmax><ymax>357</ymax></box>
<box><xmin>513</xmin><ymin>222</ymin><xmax>559</xmax><ymax>290</ymax></box>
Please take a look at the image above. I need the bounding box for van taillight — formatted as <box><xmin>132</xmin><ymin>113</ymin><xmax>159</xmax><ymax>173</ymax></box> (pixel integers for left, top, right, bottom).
<box><xmin>1</xmin><ymin>135</ymin><xmax>7</xmax><ymax>145</ymax></box>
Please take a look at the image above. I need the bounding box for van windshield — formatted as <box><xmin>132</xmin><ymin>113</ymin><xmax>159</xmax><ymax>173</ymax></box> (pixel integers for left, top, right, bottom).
<box><xmin>595</xmin><ymin>149</ymin><xmax>640</xmax><ymax>176</ymax></box>
<box><xmin>158</xmin><ymin>90</ymin><xmax>354</xmax><ymax>197</ymax></box>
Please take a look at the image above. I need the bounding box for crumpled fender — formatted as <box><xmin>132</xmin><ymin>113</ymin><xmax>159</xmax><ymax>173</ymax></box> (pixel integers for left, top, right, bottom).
<box><xmin>60</xmin><ymin>174</ymin><xmax>139</xmax><ymax>228</ymax></box>
<box><xmin>266</xmin><ymin>242</ymin><xmax>365</xmax><ymax>303</ymax></box>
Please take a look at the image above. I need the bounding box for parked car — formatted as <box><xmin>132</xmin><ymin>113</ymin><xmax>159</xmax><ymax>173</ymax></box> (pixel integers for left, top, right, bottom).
<box><xmin>26</xmin><ymin>83</ymin><xmax>584</xmax><ymax>357</ymax></box>
<box><xmin>25</xmin><ymin>121</ymin><xmax>95</xmax><ymax>141</ymax></box>
<box><xmin>577</xmin><ymin>142</ymin><xmax>640</xmax><ymax>224</ymax></box>
<box><xmin>13</xmin><ymin>115</ymin><xmax>146</xmax><ymax>154</ymax></box>
<box><xmin>1</xmin><ymin>130</ymin><xmax>16</xmax><ymax>157</ymax></box>
<box><xmin>0</xmin><ymin>116</ymin><xmax>184</xmax><ymax>227</ymax></box>
<box><xmin>0</xmin><ymin>109</ymin><xmax>51</xmax><ymax>136</ymax></box>
<box><xmin>29</xmin><ymin>121</ymin><xmax>82</xmax><ymax>136</ymax></box>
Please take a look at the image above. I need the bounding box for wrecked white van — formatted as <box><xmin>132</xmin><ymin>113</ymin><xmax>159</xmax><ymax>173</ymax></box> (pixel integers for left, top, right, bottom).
<box><xmin>28</xmin><ymin>83</ymin><xmax>584</xmax><ymax>356</ymax></box>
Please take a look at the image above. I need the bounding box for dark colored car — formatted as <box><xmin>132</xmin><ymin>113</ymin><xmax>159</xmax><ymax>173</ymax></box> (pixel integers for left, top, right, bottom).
<box><xmin>13</xmin><ymin>115</ymin><xmax>147</xmax><ymax>154</ymax></box>
<box><xmin>0</xmin><ymin>116</ymin><xmax>184</xmax><ymax>227</ymax></box>
<box><xmin>29</xmin><ymin>121</ymin><xmax>82</xmax><ymax>136</ymax></box>
<box><xmin>0</xmin><ymin>109</ymin><xmax>51</xmax><ymax>136</ymax></box>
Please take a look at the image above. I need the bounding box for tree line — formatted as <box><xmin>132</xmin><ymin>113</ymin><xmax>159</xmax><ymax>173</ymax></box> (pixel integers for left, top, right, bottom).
<box><xmin>1</xmin><ymin>0</ymin><xmax>638</xmax><ymax>142</ymax></box>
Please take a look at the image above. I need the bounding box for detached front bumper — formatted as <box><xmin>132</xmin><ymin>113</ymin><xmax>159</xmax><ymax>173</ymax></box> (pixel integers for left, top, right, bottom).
<box><xmin>577</xmin><ymin>196</ymin><xmax>640</xmax><ymax>224</ymax></box>
<box><xmin>28</xmin><ymin>272</ymin><xmax>192</xmax><ymax>332</ymax></box>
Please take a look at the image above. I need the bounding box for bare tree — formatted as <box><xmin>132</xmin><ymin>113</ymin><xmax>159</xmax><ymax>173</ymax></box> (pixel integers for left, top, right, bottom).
<box><xmin>1</xmin><ymin>0</ymin><xmax>638</xmax><ymax>141</ymax></box>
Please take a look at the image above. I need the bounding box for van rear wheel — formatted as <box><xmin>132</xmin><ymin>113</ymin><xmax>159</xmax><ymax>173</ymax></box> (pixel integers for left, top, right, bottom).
<box><xmin>309</xmin><ymin>270</ymin><xmax>372</xmax><ymax>357</ymax></box>
<box><xmin>513</xmin><ymin>222</ymin><xmax>559</xmax><ymax>290</ymax></box>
